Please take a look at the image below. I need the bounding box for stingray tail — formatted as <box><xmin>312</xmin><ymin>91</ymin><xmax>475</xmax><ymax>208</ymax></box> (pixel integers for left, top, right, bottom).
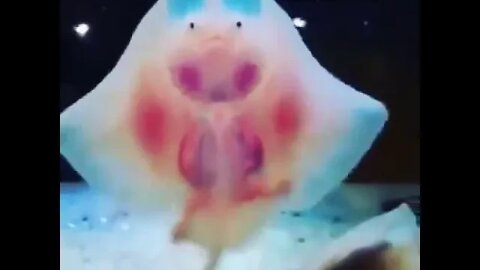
<box><xmin>172</xmin><ymin>227</ymin><xmax>223</xmax><ymax>270</ymax></box>
<box><xmin>204</xmin><ymin>247</ymin><xmax>222</xmax><ymax>270</ymax></box>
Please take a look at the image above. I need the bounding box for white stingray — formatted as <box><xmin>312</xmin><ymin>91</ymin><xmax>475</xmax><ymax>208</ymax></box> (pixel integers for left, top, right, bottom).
<box><xmin>60</xmin><ymin>0</ymin><xmax>387</xmax><ymax>209</ymax></box>
<box><xmin>60</xmin><ymin>1</ymin><xmax>388</xmax><ymax>267</ymax></box>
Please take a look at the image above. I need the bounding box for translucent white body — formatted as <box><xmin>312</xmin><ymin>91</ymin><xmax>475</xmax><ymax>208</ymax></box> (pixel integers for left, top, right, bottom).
<box><xmin>60</xmin><ymin>0</ymin><xmax>389</xmax><ymax>262</ymax></box>
<box><xmin>60</xmin><ymin>0</ymin><xmax>387</xmax><ymax>209</ymax></box>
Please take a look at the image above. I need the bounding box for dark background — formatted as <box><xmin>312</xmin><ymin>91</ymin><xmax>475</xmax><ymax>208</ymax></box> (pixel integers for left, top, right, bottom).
<box><xmin>60</xmin><ymin>0</ymin><xmax>420</xmax><ymax>183</ymax></box>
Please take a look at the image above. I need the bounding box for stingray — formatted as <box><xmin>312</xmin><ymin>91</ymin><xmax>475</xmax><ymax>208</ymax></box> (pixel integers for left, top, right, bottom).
<box><xmin>311</xmin><ymin>204</ymin><xmax>420</xmax><ymax>270</ymax></box>
<box><xmin>60</xmin><ymin>0</ymin><xmax>388</xmax><ymax>269</ymax></box>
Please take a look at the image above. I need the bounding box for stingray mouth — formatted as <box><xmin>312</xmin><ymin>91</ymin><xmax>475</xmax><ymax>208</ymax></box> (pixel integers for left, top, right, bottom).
<box><xmin>170</xmin><ymin>44</ymin><xmax>262</xmax><ymax>103</ymax></box>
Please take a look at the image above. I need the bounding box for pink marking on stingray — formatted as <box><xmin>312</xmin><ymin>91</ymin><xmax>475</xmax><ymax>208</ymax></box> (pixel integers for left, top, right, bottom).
<box><xmin>133</xmin><ymin>97</ymin><xmax>167</xmax><ymax>155</ymax></box>
<box><xmin>178</xmin><ymin>65</ymin><xmax>201</xmax><ymax>92</ymax></box>
<box><xmin>178</xmin><ymin>126</ymin><xmax>217</xmax><ymax>190</ymax></box>
<box><xmin>234</xmin><ymin>63</ymin><xmax>258</xmax><ymax>93</ymax></box>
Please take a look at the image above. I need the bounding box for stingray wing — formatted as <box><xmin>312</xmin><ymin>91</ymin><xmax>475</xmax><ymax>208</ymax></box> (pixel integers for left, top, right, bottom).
<box><xmin>311</xmin><ymin>204</ymin><xmax>420</xmax><ymax>270</ymax></box>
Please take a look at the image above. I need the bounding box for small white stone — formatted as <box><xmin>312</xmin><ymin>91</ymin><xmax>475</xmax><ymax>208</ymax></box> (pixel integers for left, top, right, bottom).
<box><xmin>293</xmin><ymin>17</ymin><xmax>307</xmax><ymax>28</ymax></box>
<box><xmin>74</xmin><ymin>23</ymin><xmax>90</xmax><ymax>37</ymax></box>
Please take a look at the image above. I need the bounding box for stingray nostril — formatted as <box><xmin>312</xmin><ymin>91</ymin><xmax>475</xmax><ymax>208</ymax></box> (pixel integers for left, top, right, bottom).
<box><xmin>234</xmin><ymin>62</ymin><xmax>258</xmax><ymax>93</ymax></box>
<box><xmin>177</xmin><ymin>65</ymin><xmax>201</xmax><ymax>93</ymax></box>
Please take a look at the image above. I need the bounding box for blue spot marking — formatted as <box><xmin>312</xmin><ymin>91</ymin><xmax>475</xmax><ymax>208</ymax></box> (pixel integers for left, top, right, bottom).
<box><xmin>167</xmin><ymin>0</ymin><xmax>204</xmax><ymax>19</ymax></box>
<box><xmin>223</xmin><ymin>0</ymin><xmax>261</xmax><ymax>16</ymax></box>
